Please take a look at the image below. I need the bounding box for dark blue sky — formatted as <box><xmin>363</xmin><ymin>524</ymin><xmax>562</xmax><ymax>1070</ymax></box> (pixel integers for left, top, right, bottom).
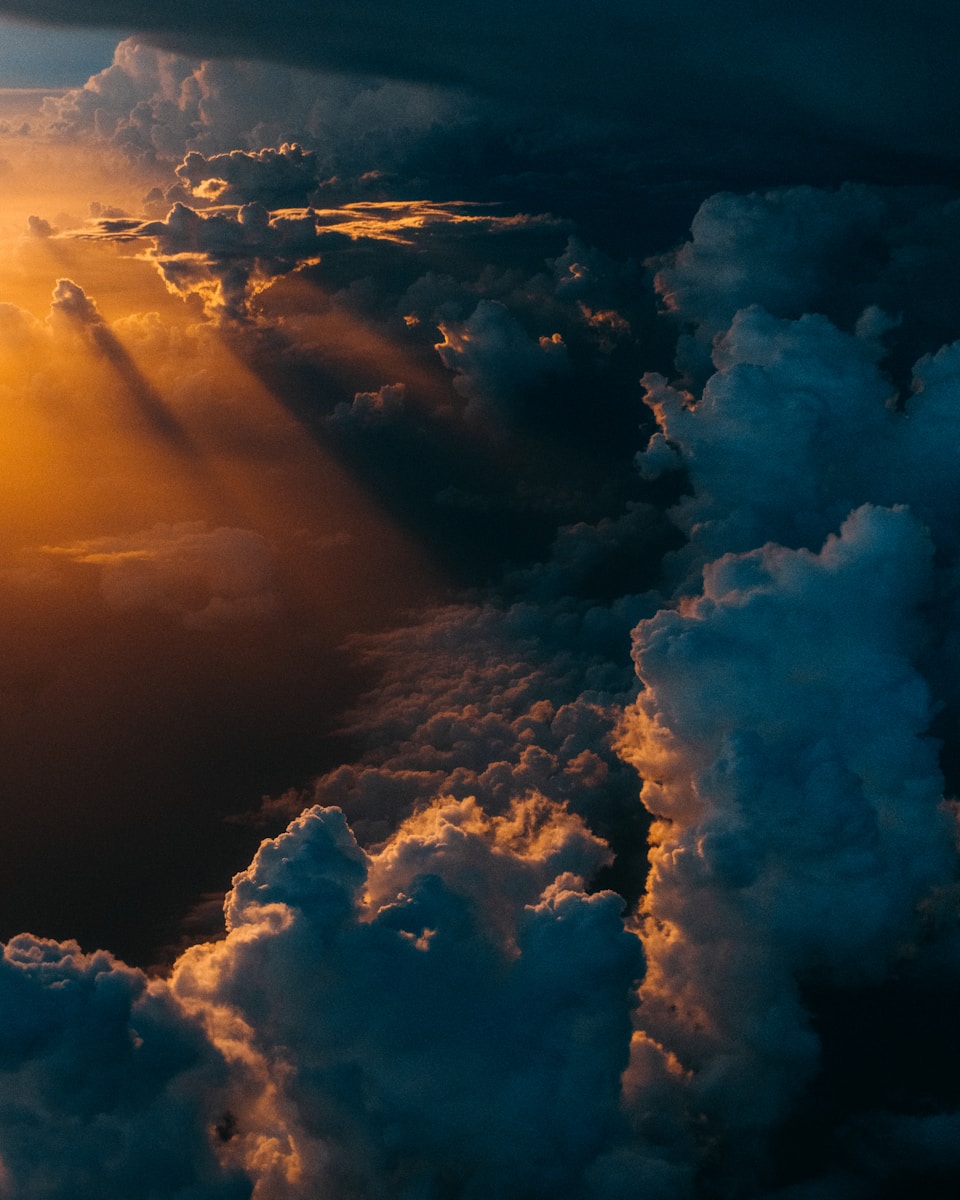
<box><xmin>0</xmin><ymin>18</ymin><xmax>122</xmax><ymax>85</ymax></box>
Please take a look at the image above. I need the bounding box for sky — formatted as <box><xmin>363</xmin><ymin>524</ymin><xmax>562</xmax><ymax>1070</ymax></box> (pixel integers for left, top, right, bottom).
<box><xmin>0</xmin><ymin>20</ymin><xmax>122</xmax><ymax>84</ymax></box>
<box><xmin>1</xmin><ymin>3</ymin><xmax>960</xmax><ymax>1199</ymax></box>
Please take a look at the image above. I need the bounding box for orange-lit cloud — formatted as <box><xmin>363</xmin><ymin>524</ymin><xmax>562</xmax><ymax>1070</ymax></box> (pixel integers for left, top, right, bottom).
<box><xmin>70</xmin><ymin>196</ymin><xmax>566</xmax><ymax>321</ymax></box>
<box><xmin>168</xmin><ymin>799</ymin><xmax>640</xmax><ymax>1198</ymax></box>
<box><xmin>45</xmin><ymin>521</ymin><xmax>279</xmax><ymax>628</ymax></box>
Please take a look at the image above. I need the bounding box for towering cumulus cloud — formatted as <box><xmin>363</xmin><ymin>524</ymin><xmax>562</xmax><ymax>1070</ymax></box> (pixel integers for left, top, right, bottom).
<box><xmin>3</xmin><ymin>5</ymin><xmax>960</xmax><ymax>1200</ymax></box>
<box><xmin>620</xmin><ymin>505</ymin><xmax>952</xmax><ymax>1182</ymax></box>
<box><xmin>170</xmin><ymin>802</ymin><xmax>644</xmax><ymax>1199</ymax></box>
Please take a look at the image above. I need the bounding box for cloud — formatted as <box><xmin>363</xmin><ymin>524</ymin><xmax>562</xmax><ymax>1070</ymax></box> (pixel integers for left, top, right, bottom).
<box><xmin>435</xmin><ymin>299</ymin><xmax>569</xmax><ymax>427</ymax></box>
<box><xmin>234</xmin><ymin>510</ymin><xmax>675</xmax><ymax>940</ymax></box>
<box><xmin>84</xmin><ymin>201</ymin><xmax>326</xmax><ymax>321</ymax></box>
<box><xmin>328</xmin><ymin>381</ymin><xmax>405</xmax><ymax>426</ymax></box>
<box><xmin>637</xmin><ymin>191</ymin><xmax>960</xmax><ymax>581</ymax></box>
<box><xmin>650</xmin><ymin>185</ymin><xmax>960</xmax><ymax>384</ymax></box>
<box><xmin>79</xmin><ymin>196</ymin><xmax>563</xmax><ymax>322</ymax></box>
<box><xmin>616</xmin><ymin>504</ymin><xmax>955</xmax><ymax>1190</ymax></box>
<box><xmin>612</xmin><ymin>182</ymin><xmax>960</xmax><ymax>1190</ymax></box>
<box><xmin>171</xmin><ymin>800</ymin><xmax>646</xmax><ymax>1199</ymax></box>
<box><xmin>27</xmin><ymin>213</ymin><xmax>55</xmax><ymax>237</ymax></box>
<box><xmin>637</xmin><ymin>307</ymin><xmax>896</xmax><ymax>569</ymax></box>
<box><xmin>0</xmin><ymin>934</ymin><xmax>250</xmax><ymax>1199</ymax></box>
<box><xmin>649</xmin><ymin>186</ymin><xmax>890</xmax><ymax>383</ymax></box>
<box><xmin>8</xmin><ymin>1</ymin><xmax>960</xmax><ymax>179</ymax></box>
<box><xmin>45</xmin><ymin>522</ymin><xmax>278</xmax><ymax>628</ymax></box>
<box><xmin>172</xmin><ymin>145</ymin><xmax>319</xmax><ymax>207</ymax></box>
<box><xmin>50</xmin><ymin>275</ymin><xmax>103</xmax><ymax>324</ymax></box>
<box><xmin>42</xmin><ymin>39</ymin><xmax>469</xmax><ymax>174</ymax></box>
<box><xmin>42</xmin><ymin>278</ymin><xmax>192</xmax><ymax>445</ymax></box>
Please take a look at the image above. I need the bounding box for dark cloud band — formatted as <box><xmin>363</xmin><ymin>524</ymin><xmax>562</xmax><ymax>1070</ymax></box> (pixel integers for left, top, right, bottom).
<box><xmin>5</xmin><ymin>1</ymin><xmax>960</xmax><ymax>172</ymax></box>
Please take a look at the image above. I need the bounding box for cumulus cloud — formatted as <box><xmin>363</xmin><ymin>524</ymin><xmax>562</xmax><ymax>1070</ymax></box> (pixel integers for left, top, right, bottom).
<box><xmin>619</xmin><ymin>507</ymin><xmax>953</xmax><ymax>1153</ymax></box>
<box><xmin>128</xmin><ymin>143</ymin><xmax>960</xmax><ymax>1184</ymax></box>
<box><xmin>172</xmin><ymin>145</ymin><xmax>319</xmax><ymax>207</ymax></box>
<box><xmin>637</xmin><ymin>186</ymin><xmax>960</xmax><ymax>751</ymax></box>
<box><xmin>45</xmin><ymin>522</ymin><xmax>278</xmax><ymax>628</ymax></box>
<box><xmin>27</xmin><ymin>213</ymin><xmax>55</xmax><ymax>237</ymax></box>
<box><xmin>84</xmin><ymin>201</ymin><xmax>325</xmax><ymax>321</ymax></box>
<box><xmin>43</xmin><ymin>278</ymin><xmax>191</xmax><ymax>444</ymax></box>
<box><xmin>328</xmin><ymin>381</ymin><xmax>405</xmax><ymax>426</ymax></box>
<box><xmin>49</xmin><ymin>275</ymin><xmax>103</xmax><ymax>324</ymax></box>
<box><xmin>617</xmin><ymin>182</ymin><xmax>960</xmax><ymax>1191</ymax></box>
<box><xmin>282</xmin><ymin>527</ymin><xmax>661</xmax><ymax>846</ymax></box>
<box><xmin>649</xmin><ymin>186</ymin><xmax>887</xmax><ymax>383</ymax></box>
<box><xmin>636</xmin><ymin>307</ymin><xmax>898</xmax><ymax>570</ymax></box>
<box><xmin>0</xmin><ymin>934</ymin><xmax>249</xmax><ymax>1199</ymax></box>
<box><xmin>650</xmin><ymin>185</ymin><xmax>960</xmax><ymax>385</ymax></box>
<box><xmin>41</xmin><ymin>38</ymin><xmax>469</xmax><ymax>174</ymax></box>
<box><xmin>435</xmin><ymin>299</ymin><xmax>569</xmax><ymax>426</ymax></box>
<box><xmin>171</xmin><ymin>800</ymin><xmax>646</xmax><ymax>1199</ymax></box>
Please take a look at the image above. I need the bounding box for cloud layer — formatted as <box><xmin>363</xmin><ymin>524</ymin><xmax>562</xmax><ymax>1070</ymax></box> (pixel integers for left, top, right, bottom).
<box><xmin>7</xmin><ymin>0</ymin><xmax>960</xmax><ymax>178</ymax></box>
<box><xmin>4</xmin><ymin>10</ymin><xmax>960</xmax><ymax>1200</ymax></box>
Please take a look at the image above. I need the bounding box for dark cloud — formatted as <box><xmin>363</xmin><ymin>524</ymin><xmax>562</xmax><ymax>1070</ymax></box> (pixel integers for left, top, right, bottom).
<box><xmin>80</xmin><ymin>194</ymin><xmax>570</xmax><ymax>323</ymax></box>
<box><xmin>5</xmin><ymin>0</ymin><xmax>960</xmax><ymax>199</ymax></box>
<box><xmin>0</xmin><ymin>934</ymin><xmax>250</xmax><ymax>1199</ymax></box>
<box><xmin>223</xmin><ymin>175</ymin><xmax>960</xmax><ymax>1195</ymax></box>
<box><xmin>328</xmin><ymin>381</ymin><xmax>406</xmax><ymax>426</ymax></box>
<box><xmin>93</xmin><ymin>200</ymin><xmax>326</xmax><ymax>321</ymax></box>
<box><xmin>287</xmin><ymin>551</ymin><xmax>661</xmax><ymax>866</ymax></box>
<box><xmin>7</xmin><ymin>0</ymin><xmax>960</xmax><ymax>180</ymax></box>
<box><xmin>57</xmin><ymin>173</ymin><xmax>662</xmax><ymax>590</ymax></box>
<box><xmin>435</xmin><ymin>299</ymin><xmax>570</xmax><ymax>428</ymax></box>
<box><xmin>170</xmin><ymin>801</ymin><xmax>648</xmax><ymax>1199</ymax></box>
<box><xmin>173</xmin><ymin>145</ymin><xmax>319</xmax><ymax>207</ymax></box>
<box><xmin>640</xmin><ymin>186</ymin><xmax>960</xmax><ymax>569</ymax></box>
<box><xmin>649</xmin><ymin>185</ymin><xmax>960</xmax><ymax>385</ymax></box>
<box><xmin>42</xmin><ymin>42</ymin><xmax>470</xmax><ymax>182</ymax></box>
<box><xmin>618</xmin><ymin>181</ymin><xmax>960</xmax><ymax>1194</ymax></box>
<box><xmin>620</xmin><ymin>506</ymin><xmax>951</xmax><ymax>1154</ymax></box>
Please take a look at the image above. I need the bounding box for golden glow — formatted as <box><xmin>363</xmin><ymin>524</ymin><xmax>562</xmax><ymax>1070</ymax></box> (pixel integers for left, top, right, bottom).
<box><xmin>259</xmin><ymin>273</ymin><xmax>457</xmax><ymax>416</ymax></box>
<box><xmin>0</xmin><ymin>108</ymin><xmax>443</xmax><ymax>824</ymax></box>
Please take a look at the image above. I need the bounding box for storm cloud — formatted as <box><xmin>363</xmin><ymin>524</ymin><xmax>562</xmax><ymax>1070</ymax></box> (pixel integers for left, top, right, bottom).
<box><xmin>4</xmin><ymin>0</ymin><xmax>960</xmax><ymax>174</ymax></box>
